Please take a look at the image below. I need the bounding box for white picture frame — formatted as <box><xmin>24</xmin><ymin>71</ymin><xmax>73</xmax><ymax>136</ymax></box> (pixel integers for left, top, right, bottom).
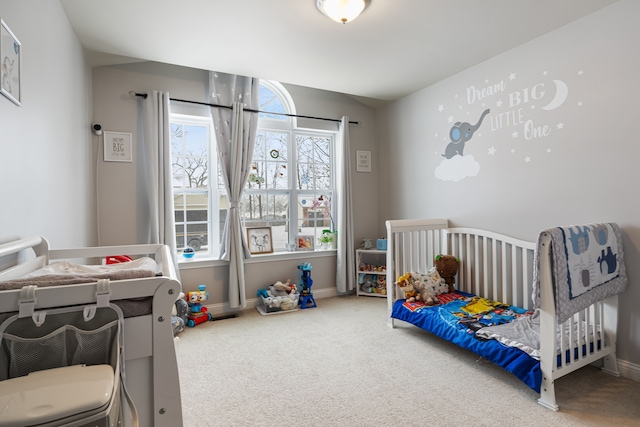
<box><xmin>1</xmin><ymin>19</ymin><xmax>21</xmax><ymax>106</ymax></box>
<box><xmin>296</xmin><ymin>235</ymin><xmax>315</xmax><ymax>251</ymax></box>
<box><xmin>246</xmin><ymin>227</ymin><xmax>273</xmax><ymax>254</ymax></box>
<box><xmin>356</xmin><ymin>150</ymin><xmax>371</xmax><ymax>173</ymax></box>
<box><xmin>103</xmin><ymin>132</ymin><xmax>133</xmax><ymax>163</ymax></box>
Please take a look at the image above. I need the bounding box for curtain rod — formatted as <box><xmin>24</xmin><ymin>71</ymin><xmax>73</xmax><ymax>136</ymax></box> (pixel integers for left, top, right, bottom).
<box><xmin>129</xmin><ymin>91</ymin><xmax>359</xmax><ymax>125</ymax></box>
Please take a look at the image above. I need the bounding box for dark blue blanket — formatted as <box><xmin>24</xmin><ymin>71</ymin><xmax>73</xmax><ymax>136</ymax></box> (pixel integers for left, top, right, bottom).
<box><xmin>391</xmin><ymin>295</ymin><xmax>541</xmax><ymax>392</ymax></box>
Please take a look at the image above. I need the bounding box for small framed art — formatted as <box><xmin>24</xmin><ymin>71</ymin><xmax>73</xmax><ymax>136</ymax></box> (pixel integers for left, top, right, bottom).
<box><xmin>356</xmin><ymin>150</ymin><xmax>371</xmax><ymax>172</ymax></box>
<box><xmin>0</xmin><ymin>19</ymin><xmax>21</xmax><ymax>106</ymax></box>
<box><xmin>247</xmin><ymin>227</ymin><xmax>273</xmax><ymax>254</ymax></box>
<box><xmin>296</xmin><ymin>235</ymin><xmax>315</xmax><ymax>251</ymax></box>
<box><xmin>103</xmin><ymin>132</ymin><xmax>133</xmax><ymax>162</ymax></box>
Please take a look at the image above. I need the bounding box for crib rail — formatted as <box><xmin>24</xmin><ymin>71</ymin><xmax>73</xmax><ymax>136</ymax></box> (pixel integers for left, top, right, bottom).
<box><xmin>443</xmin><ymin>228</ymin><xmax>536</xmax><ymax>310</ymax></box>
<box><xmin>385</xmin><ymin>219</ymin><xmax>449</xmax><ymax>324</ymax></box>
<box><xmin>536</xmin><ymin>231</ymin><xmax>619</xmax><ymax>410</ymax></box>
<box><xmin>0</xmin><ymin>236</ymin><xmax>50</xmax><ymax>281</ymax></box>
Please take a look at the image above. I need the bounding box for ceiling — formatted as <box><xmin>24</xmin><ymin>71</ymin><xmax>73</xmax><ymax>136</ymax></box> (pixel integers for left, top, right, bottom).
<box><xmin>60</xmin><ymin>0</ymin><xmax>618</xmax><ymax>104</ymax></box>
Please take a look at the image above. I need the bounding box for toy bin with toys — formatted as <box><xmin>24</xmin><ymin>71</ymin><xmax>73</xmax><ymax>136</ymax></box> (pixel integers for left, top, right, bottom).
<box><xmin>256</xmin><ymin>280</ymin><xmax>300</xmax><ymax>315</ymax></box>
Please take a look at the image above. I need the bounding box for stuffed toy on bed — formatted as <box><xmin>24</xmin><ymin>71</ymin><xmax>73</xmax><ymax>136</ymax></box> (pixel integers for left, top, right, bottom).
<box><xmin>396</xmin><ymin>267</ymin><xmax>452</xmax><ymax>305</ymax></box>
<box><xmin>435</xmin><ymin>254</ymin><xmax>459</xmax><ymax>293</ymax></box>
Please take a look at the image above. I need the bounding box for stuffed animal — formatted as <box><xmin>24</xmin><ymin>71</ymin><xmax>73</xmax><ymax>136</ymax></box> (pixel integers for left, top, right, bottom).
<box><xmin>435</xmin><ymin>254</ymin><xmax>459</xmax><ymax>293</ymax></box>
<box><xmin>396</xmin><ymin>273</ymin><xmax>417</xmax><ymax>299</ymax></box>
<box><xmin>270</xmin><ymin>279</ymin><xmax>295</xmax><ymax>296</ymax></box>
<box><xmin>409</xmin><ymin>272</ymin><xmax>439</xmax><ymax>305</ymax></box>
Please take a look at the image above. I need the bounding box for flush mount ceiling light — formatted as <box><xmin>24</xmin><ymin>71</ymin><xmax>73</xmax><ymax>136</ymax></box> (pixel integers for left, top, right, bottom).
<box><xmin>316</xmin><ymin>0</ymin><xmax>371</xmax><ymax>24</ymax></box>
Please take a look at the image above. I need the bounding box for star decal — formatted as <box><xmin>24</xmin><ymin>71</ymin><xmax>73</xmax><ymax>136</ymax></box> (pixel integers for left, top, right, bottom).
<box><xmin>508</xmin><ymin>73</ymin><xmax>516</xmax><ymax>81</ymax></box>
<box><xmin>496</xmin><ymin>100</ymin><xmax>503</xmax><ymax>107</ymax></box>
<box><xmin>512</xmin><ymin>131</ymin><xmax>519</xmax><ymax>138</ymax></box>
<box><xmin>524</xmin><ymin>156</ymin><xmax>531</xmax><ymax>163</ymax></box>
<box><xmin>488</xmin><ymin>146</ymin><xmax>496</xmax><ymax>155</ymax></box>
<box><xmin>438</xmin><ymin>105</ymin><xmax>444</xmax><ymax>112</ymax></box>
<box><xmin>557</xmin><ymin>122</ymin><xmax>565</xmax><ymax>130</ymax></box>
<box><xmin>448</xmin><ymin>115</ymin><xmax>454</xmax><ymax>123</ymax></box>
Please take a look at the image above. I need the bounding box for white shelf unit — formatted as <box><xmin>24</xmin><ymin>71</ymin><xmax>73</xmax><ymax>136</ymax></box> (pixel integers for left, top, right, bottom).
<box><xmin>356</xmin><ymin>249</ymin><xmax>387</xmax><ymax>297</ymax></box>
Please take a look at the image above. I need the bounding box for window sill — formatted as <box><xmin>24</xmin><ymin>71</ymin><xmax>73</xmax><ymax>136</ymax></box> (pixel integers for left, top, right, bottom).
<box><xmin>178</xmin><ymin>249</ymin><xmax>336</xmax><ymax>270</ymax></box>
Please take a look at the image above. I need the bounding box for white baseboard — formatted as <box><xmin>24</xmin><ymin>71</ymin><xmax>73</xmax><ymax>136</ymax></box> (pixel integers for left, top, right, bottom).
<box><xmin>618</xmin><ymin>359</ymin><xmax>640</xmax><ymax>383</ymax></box>
<box><xmin>205</xmin><ymin>287</ymin><xmax>340</xmax><ymax>317</ymax></box>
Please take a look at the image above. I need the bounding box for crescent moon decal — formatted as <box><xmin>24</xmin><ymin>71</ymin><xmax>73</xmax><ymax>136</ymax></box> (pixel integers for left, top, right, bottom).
<box><xmin>542</xmin><ymin>79</ymin><xmax>568</xmax><ymax>111</ymax></box>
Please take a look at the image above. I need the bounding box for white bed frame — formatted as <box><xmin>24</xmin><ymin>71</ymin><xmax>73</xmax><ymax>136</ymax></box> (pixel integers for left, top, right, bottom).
<box><xmin>0</xmin><ymin>236</ymin><xmax>183</xmax><ymax>427</ymax></box>
<box><xmin>385</xmin><ymin>219</ymin><xmax>620</xmax><ymax>410</ymax></box>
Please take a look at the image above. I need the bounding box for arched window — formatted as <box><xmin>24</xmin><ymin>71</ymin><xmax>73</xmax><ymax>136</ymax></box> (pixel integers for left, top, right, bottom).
<box><xmin>243</xmin><ymin>81</ymin><xmax>337</xmax><ymax>253</ymax></box>
<box><xmin>170</xmin><ymin>80</ymin><xmax>336</xmax><ymax>259</ymax></box>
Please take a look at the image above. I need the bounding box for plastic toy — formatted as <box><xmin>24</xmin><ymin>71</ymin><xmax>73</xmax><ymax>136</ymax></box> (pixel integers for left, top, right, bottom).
<box><xmin>186</xmin><ymin>284</ymin><xmax>213</xmax><ymax>327</ymax></box>
<box><xmin>182</xmin><ymin>247</ymin><xmax>195</xmax><ymax>259</ymax></box>
<box><xmin>297</xmin><ymin>262</ymin><xmax>317</xmax><ymax>309</ymax></box>
<box><xmin>106</xmin><ymin>255</ymin><xmax>133</xmax><ymax>264</ymax></box>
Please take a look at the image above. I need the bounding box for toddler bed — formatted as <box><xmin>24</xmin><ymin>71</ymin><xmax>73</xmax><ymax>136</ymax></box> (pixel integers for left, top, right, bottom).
<box><xmin>385</xmin><ymin>219</ymin><xmax>626</xmax><ymax>410</ymax></box>
<box><xmin>0</xmin><ymin>236</ymin><xmax>183</xmax><ymax>427</ymax></box>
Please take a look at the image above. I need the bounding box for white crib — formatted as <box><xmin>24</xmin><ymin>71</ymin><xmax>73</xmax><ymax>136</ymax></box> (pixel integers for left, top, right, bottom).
<box><xmin>385</xmin><ymin>218</ymin><xmax>621</xmax><ymax>410</ymax></box>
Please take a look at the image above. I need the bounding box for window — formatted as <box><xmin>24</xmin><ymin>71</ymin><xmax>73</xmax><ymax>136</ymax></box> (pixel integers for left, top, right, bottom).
<box><xmin>171</xmin><ymin>115</ymin><xmax>225</xmax><ymax>257</ymax></box>
<box><xmin>242</xmin><ymin>81</ymin><xmax>336</xmax><ymax>253</ymax></box>
<box><xmin>170</xmin><ymin>81</ymin><xmax>336</xmax><ymax>257</ymax></box>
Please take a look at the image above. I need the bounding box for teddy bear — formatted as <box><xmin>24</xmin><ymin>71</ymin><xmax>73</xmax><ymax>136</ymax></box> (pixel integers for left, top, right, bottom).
<box><xmin>434</xmin><ymin>254</ymin><xmax>459</xmax><ymax>293</ymax></box>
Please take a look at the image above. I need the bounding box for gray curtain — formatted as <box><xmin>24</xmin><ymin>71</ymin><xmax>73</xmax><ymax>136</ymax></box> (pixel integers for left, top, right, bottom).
<box><xmin>139</xmin><ymin>91</ymin><xmax>179</xmax><ymax>276</ymax></box>
<box><xmin>209</xmin><ymin>72</ymin><xmax>259</xmax><ymax>308</ymax></box>
<box><xmin>336</xmin><ymin>116</ymin><xmax>355</xmax><ymax>293</ymax></box>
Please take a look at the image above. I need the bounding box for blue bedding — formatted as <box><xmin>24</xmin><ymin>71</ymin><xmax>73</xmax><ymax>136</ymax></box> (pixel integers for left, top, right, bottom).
<box><xmin>391</xmin><ymin>293</ymin><xmax>542</xmax><ymax>392</ymax></box>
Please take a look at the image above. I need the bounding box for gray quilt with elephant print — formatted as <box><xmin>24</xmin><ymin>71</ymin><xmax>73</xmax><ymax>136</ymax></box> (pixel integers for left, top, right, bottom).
<box><xmin>532</xmin><ymin>223</ymin><xmax>627</xmax><ymax>324</ymax></box>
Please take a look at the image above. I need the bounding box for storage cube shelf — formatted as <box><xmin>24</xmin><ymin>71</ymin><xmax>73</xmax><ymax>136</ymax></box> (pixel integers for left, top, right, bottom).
<box><xmin>356</xmin><ymin>249</ymin><xmax>386</xmax><ymax>297</ymax></box>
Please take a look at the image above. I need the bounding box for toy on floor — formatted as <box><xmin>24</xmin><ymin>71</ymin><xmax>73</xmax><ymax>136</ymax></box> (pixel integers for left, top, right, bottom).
<box><xmin>257</xmin><ymin>280</ymin><xmax>299</xmax><ymax>313</ymax></box>
<box><xmin>172</xmin><ymin>292</ymin><xmax>188</xmax><ymax>335</ymax></box>
<box><xmin>297</xmin><ymin>262</ymin><xmax>317</xmax><ymax>309</ymax></box>
<box><xmin>186</xmin><ymin>284</ymin><xmax>213</xmax><ymax>327</ymax></box>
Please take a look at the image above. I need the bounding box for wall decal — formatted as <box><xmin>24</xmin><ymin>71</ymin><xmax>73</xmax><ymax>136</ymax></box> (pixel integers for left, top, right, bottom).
<box><xmin>443</xmin><ymin>109</ymin><xmax>490</xmax><ymax>159</ymax></box>
<box><xmin>433</xmin><ymin>68</ymin><xmax>581</xmax><ymax>182</ymax></box>
<box><xmin>435</xmin><ymin>109</ymin><xmax>489</xmax><ymax>182</ymax></box>
<box><xmin>541</xmin><ymin>79</ymin><xmax>569</xmax><ymax>111</ymax></box>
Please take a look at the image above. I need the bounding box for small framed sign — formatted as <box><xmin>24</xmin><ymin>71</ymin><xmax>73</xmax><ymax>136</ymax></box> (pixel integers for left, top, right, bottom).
<box><xmin>247</xmin><ymin>227</ymin><xmax>273</xmax><ymax>254</ymax></box>
<box><xmin>356</xmin><ymin>150</ymin><xmax>371</xmax><ymax>173</ymax></box>
<box><xmin>0</xmin><ymin>19</ymin><xmax>21</xmax><ymax>106</ymax></box>
<box><xmin>103</xmin><ymin>132</ymin><xmax>133</xmax><ymax>162</ymax></box>
<box><xmin>296</xmin><ymin>235</ymin><xmax>315</xmax><ymax>251</ymax></box>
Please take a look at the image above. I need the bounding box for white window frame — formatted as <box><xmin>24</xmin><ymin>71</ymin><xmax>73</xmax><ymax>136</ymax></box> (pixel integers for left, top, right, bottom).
<box><xmin>170</xmin><ymin>113</ymin><xmax>222</xmax><ymax>258</ymax></box>
<box><xmin>244</xmin><ymin>81</ymin><xmax>337</xmax><ymax>253</ymax></box>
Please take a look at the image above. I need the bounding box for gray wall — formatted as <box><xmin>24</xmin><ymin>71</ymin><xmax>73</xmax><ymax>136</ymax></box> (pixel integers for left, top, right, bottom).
<box><xmin>0</xmin><ymin>0</ymin><xmax>93</xmax><ymax>248</ymax></box>
<box><xmin>92</xmin><ymin>62</ymin><xmax>379</xmax><ymax>303</ymax></box>
<box><xmin>378</xmin><ymin>0</ymin><xmax>640</xmax><ymax>371</ymax></box>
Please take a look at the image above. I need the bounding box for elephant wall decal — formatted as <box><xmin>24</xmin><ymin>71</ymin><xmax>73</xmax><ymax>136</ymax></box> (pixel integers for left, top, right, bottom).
<box><xmin>443</xmin><ymin>108</ymin><xmax>490</xmax><ymax>159</ymax></box>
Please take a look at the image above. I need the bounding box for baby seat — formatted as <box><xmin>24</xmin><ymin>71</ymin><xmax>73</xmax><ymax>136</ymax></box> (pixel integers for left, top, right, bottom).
<box><xmin>0</xmin><ymin>281</ymin><xmax>138</xmax><ymax>427</ymax></box>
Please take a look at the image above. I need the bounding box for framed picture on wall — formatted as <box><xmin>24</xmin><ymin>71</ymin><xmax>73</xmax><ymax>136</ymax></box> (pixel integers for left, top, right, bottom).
<box><xmin>103</xmin><ymin>132</ymin><xmax>133</xmax><ymax>162</ymax></box>
<box><xmin>356</xmin><ymin>150</ymin><xmax>371</xmax><ymax>172</ymax></box>
<box><xmin>0</xmin><ymin>19</ymin><xmax>21</xmax><ymax>106</ymax></box>
<box><xmin>246</xmin><ymin>227</ymin><xmax>273</xmax><ymax>254</ymax></box>
<box><xmin>296</xmin><ymin>235</ymin><xmax>314</xmax><ymax>251</ymax></box>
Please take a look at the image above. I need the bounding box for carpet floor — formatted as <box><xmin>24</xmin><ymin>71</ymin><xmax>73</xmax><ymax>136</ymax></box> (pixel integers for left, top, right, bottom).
<box><xmin>176</xmin><ymin>295</ymin><xmax>640</xmax><ymax>427</ymax></box>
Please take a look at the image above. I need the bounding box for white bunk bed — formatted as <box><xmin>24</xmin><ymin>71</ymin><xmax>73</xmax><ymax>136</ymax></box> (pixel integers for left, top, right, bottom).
<box><xmin>0</xmin><ymin>236</ymin><xmax>183</xmax><ymax>427</ymax></box>
<box><xmin>385</xmin><ymin>219</ymin><xmax>625</xmax><ymax>410</ymax></box>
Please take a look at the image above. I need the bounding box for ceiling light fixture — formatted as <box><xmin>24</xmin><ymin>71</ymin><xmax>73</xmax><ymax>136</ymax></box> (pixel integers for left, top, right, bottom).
<box><xmin>316</xmin><ymin>0</ymin><xmax>370</xmax><ymax>24</ymax></box>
